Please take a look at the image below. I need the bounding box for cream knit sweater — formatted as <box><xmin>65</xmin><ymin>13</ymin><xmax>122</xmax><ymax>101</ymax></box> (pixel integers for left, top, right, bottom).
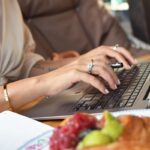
<box><xmin>0</xmin><ymin>0</ymin><xmax>44</xmax><ymax>85</ymax></box>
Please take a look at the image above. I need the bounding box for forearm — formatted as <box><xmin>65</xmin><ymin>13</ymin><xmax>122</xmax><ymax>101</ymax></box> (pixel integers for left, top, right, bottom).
<box><xmin>29</xmin><ymin>57</ymin><xmax>77</xmax><ymax>77</ymax></box>
<box><xmin>0</xmin><ymin>58</ymin><xmax>77</xmax><ymax>112</ymax></box>
<box><xmin>0</xmin><ymin>76</ymin><xmax>47</xmax><ymax>112</ymax></box>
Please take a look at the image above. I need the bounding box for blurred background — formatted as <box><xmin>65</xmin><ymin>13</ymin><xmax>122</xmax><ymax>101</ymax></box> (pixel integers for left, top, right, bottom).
<box><xmin>18</xmin><ymin>0</ymin><xmax>150</xmax><ymax>59</ymax></box>
<box><xmin>103</xmin><ymin>0</ymin><xmax>150</xmax><ymax>45</ymax></box>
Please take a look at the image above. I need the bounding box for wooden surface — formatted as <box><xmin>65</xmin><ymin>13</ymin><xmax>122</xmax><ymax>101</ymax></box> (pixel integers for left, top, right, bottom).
<box><xmin>136</xmin><ymin>54</ymin><xmax>150</xmax><ymax>62</ymax></box>
<box><xmin>41</xmin><ymin>120</ymin><xmax>62</xmax><ymax>127</ymax></box>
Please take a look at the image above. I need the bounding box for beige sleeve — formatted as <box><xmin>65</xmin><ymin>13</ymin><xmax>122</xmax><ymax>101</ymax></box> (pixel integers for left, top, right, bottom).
<box><xmin>0</xmin><ymin>0</ymin><xmax>45</xmax><ymax>85</ymax></box>
<box><xmin>20</xmin><ymin>52</ymin><xmax>44</xmax><ymax>79</ymax></box>
<box><xmin>19</xmin><ymin>24</ymin><xmax>45</xmax><ymax>79</ymax></box>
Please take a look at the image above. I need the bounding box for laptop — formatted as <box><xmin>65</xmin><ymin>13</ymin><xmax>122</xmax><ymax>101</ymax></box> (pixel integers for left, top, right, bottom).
<box><xmin>21</xmin><ymin>62</ymin><xmax>150</xmax><ymax>120</ymax></box>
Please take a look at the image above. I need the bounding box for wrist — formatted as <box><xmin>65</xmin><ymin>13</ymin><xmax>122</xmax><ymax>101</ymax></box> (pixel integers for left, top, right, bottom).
<box><xmin>0</xmin><ymin>85</ymin><xmax>13</xmax><ymax>112</ymax></box>
<box><xmin>36</xmin><ymin>75</ymin><xmax>50</xmax><ymax>97</ymax></box>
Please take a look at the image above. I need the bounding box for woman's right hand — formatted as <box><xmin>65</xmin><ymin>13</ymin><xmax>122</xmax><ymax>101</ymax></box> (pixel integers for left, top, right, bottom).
<box><xmin>41</xmin><ymin>46</ymin><xmax>137</xmax><ymax>96</ymax></box>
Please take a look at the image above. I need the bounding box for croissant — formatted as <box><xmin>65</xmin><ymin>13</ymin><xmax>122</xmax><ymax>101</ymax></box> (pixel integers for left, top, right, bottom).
<box><xmin>84</xmin><ymin>115</ymin><xmax>150</xmax><ymax>150</ymax></box>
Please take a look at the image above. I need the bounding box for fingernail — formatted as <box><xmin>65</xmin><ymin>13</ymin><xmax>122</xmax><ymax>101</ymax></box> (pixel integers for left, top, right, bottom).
<box><xmin>114</xmin><ymin>84</ymin><xmax>117</xmax><ymax>89</ymax></box>
<box><xmin>105</xmin><ymin>89</ymin><xmax>109</xmax><ymax>94</ymax></box>
<box><xmin>134</xmin><ymin>59</ymin><xmax>138</xmax><ymax>64</ymax></box>
<box><xmin>117</xmin><ymin>79</ymin><xmax>121</xmax><ymax>85</ymax></box>
<box><xmin>127</xmin><ymin>65</ymin><xmax>131</xmax><ymax>69</ymax></box>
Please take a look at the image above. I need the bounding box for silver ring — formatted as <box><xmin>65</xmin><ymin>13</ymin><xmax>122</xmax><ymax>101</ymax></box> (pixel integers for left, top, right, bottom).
<box><xmin>87</xmin><ymin>59</ymin><xmax>94</xmax><ymax>74</ymax></box>
<box><xmin>113</xmin><ymin>44</ymin><xmax>119</xmax><ymax>51</ymax></box>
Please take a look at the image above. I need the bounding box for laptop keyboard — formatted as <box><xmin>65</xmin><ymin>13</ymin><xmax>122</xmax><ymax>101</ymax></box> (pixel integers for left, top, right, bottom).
<box><xmin>72</xmin><ymin>63</ymin><xmax>150</xmax><ymax>111</ymax></box>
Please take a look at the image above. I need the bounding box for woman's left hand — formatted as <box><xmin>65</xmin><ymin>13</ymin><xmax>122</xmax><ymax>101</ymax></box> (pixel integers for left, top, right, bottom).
<box><xmin>42</xmin><ymin>45</ymin><xmax>137</xmax><ymax>96</ymax></box>
<box><xmin>67</xmin><ymin>45</ymin><xmax>137</xmax><ymax>91</ymax></box>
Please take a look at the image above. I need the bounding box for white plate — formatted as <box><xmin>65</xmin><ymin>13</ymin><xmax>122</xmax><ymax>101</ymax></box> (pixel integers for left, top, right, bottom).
<box><xmin>96</xmin><ymin>109</ymin><xmax>150</xmax><ymax>119</ymax></box>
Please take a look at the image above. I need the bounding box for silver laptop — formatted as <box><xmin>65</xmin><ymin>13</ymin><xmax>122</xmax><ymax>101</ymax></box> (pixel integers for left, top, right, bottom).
<box><xmin>21</xmin><ymin>62</ymin><xmax>150</xmax><ymax>120</ymax></box>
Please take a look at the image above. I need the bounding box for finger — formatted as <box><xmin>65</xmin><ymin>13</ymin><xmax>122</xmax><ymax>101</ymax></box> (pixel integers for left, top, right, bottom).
<box><xmin>104</xmin><ymin>47</ymin><xmax>131</xmax><ymax>69</ymax></box>
<box><xmin>92</xmin><ymin>65</ymin><xmax>118</xmax><ymax>90</ymax></box>
<box><xmin>91</xmin><ymin>59</ymin><xmax>119</xmax><ymax>86</ymax></box>
<box><xmin>73</xmin><ymin>59</ymin><xmax>119</xmax><ymax>89</ymax></box>
<box><xmin>91</xmin><ymin>59</ymin><xmax>120</xmax><ymax>86</ymax></box>
<box><xmin>115</xmin><ymin>47</ymin><xmax>137</xmax><ymax>65</ymax></box>
<box><xmin>73</xmin><ymin>58</ymin><xmax>110</xmax><ymax>73</ymax></box>
<box><xmin>74</xmin><ymin>70</ymin><xmax>109</xmax><ymax>94</ymax></box>
<box><xmin>97</xmin><ymin>57</ymin><xmax>110</xmax><ymax>64</ymax></box>
<box><xmin>105</xmin><ymin>65</ymin><xmax>120</xmax><ymax>85</ymax></box>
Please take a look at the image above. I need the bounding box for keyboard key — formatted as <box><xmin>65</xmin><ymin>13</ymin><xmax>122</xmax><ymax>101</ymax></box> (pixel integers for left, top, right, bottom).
<box><xmin>118</xmin><ymin>101</ymin><xmax>128</xmax><ymax>107</ymax></box>
<box><xmin>126</xmin><ymin>102</ymin><xmax>133</xmax><ymax>107</ymax></box>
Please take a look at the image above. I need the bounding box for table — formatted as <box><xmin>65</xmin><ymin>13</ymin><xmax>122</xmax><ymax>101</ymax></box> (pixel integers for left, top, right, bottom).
<box><xmin>136</xmin><ymin>54</ymin><xmax>150</xmax><ymax>62</ymax></box>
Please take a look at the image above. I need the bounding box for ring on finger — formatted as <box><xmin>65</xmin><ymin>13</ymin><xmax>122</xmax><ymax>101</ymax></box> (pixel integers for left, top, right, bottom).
<box><xmin>113</xmin><ymin>44</ymin><xmax>119</xmax><ymax>51</ymax></box>
<box><xmin>87</xmin><ymin>59</ymin><xmax>94</xmax><ymax>74</ymax></box>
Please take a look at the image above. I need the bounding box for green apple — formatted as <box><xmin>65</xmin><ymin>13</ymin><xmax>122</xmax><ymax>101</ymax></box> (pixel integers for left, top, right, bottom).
<box><xmin>77</xmin><ymin>130</ymin><xmax>112</xmax><ymax>149</ymax></box>
<box><xmin>101</xmin><ymin>111</ymin><xmax>123</xmax><ymax>141</ymax></box>
<box><xmin>76</xmin><ymin>112</ymin><xmax>123</xmax><ymax>149</ymax></box>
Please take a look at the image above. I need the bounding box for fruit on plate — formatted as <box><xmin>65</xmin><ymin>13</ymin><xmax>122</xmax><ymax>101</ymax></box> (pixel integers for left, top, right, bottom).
<box><xmin>50</xmin><ymin>113</ymin><xmax>97</xmax><ymax>149</ymax></box>
<box><xmin>77</xmin><ymin>130</ymin><xmax>112</xmax><ymax>149</ymax></box>
<box><xmin>50</xmin><ymin>111</ymin><xmax>150</xmax><ymax>150</ymax></box>
<box><xmin>77</xmin><ymin>111</ymin><xmax>123</xmax><ymax>149</ymax></box>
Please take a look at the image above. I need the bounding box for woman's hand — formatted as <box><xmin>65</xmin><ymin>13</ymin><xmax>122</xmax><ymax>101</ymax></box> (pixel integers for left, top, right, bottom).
<box><xmin>42</xmin><ymin>46</ymin><xmax>137</xmax><ymax>96</ymax></box>
<box><xmin>2</xmin><ymin>45</ymin><xmax>137</xmax><ymax>111</ymax></box>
